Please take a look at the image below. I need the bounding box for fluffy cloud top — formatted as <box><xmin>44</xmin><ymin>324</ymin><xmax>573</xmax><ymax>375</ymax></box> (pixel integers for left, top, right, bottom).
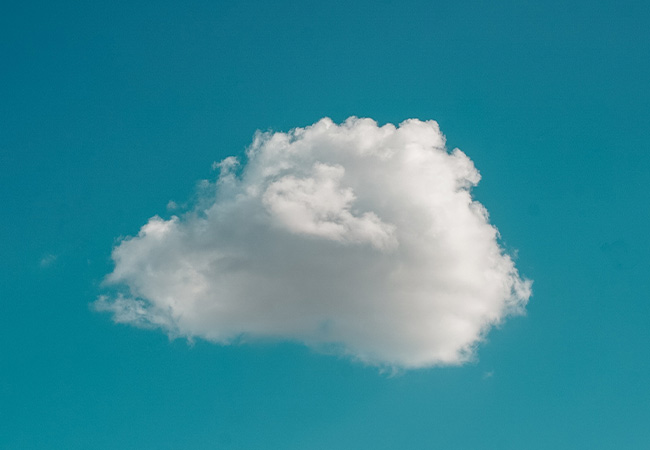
<box><xmin>96</xmin><ymin>117</ymin><xmax>531</xmax><ymax>368</ymax></box>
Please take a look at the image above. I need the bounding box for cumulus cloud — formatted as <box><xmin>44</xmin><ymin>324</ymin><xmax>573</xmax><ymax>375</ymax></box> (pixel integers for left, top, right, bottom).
<box><xmin>40</xmin><ymin>253</ymin><xmax>57</xmax><ymax>268</ymax></box>
<box><xmin>96</xmin><ymin>117</ymin><xmax>531</xmax><ymax>368</ymax></box>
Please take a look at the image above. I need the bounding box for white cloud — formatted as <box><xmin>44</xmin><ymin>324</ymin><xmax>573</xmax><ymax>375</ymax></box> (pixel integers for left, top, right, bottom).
<box><xmin>39</xmin><ymin>253</ymin><xmax>57</xmax><ymax>268</ymax></box>
<box><xmin>96</xmin><ymin>117</ymin><xmax>531</xmax><ymax>368</ymax></box>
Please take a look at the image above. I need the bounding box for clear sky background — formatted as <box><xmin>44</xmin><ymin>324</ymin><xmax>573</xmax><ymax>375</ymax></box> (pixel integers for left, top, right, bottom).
<box><xmin>2</xmin><ymin>0</ymin><xmax>649</xmax><ymax>448</ymax></box>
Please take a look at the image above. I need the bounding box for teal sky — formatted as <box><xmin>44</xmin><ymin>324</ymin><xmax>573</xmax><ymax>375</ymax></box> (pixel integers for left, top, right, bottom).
<box><xmin>2</xmin><ymin>0</ymin><xmax>650</xmax><ymax>448</ymax></box>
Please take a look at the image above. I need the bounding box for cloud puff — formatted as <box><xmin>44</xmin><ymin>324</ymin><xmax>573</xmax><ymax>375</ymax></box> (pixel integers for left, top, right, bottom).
<box><xmin>96</xmin><ymin>117</ymin><xmax>531</xmax><ymax>368</ymax></box>
<box><xmin>39</xmin><ymin>253</ymin><xmax>57</xmax><ymax>268</ymax></box>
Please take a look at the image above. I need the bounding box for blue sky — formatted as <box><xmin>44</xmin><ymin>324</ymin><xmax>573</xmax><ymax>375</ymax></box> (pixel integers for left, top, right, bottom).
<box><xmin>2</xmin><ymin>0</ymin><xmax>650</xmax><ymax>448</ymax></box>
